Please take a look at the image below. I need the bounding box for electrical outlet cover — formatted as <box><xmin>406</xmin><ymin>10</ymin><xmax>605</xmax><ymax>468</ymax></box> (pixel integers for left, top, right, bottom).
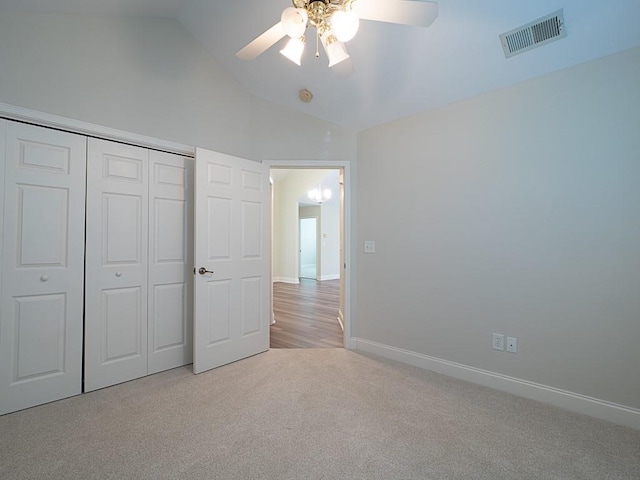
<box><xmin>364</xmin><ymin>240</ymin><xmax>376</xmax><ymax>253</ymax></box>
<box><xmin>507</xmin><ymin>337</ymin><xmax>518</xmax><ymax>353</ymax></box>
<box><xmin>492</xmin><ymin>333</ymin><xmax>504</xmax><ymax>351</ymax></box>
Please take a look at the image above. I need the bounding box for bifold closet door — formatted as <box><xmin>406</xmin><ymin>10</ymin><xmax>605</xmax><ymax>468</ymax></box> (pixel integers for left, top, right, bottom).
<box><xmin>0</xmin><ymin>120</ymin><xmax>86</xmax><ymax>415</ymax></box>
<box><xmin>85</xmin><ymin>139</ymin><xmax>149</xmax><ymax>392</ymax></box>
<box><xmin>148</xmin><ymin>151</ymin><xmax>193</xmax><ymax>374</ymax></box>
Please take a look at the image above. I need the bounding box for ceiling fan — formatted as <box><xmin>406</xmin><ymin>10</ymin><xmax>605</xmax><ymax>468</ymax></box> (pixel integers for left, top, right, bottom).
<box><xmin>236</xmin><ymin>0</ymin><xmax>438</xmax><ymax>70</ymax></box>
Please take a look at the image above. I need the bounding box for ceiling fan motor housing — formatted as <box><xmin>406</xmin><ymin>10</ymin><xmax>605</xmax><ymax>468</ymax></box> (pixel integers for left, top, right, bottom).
<box><xmin>293</xmin><ymin>0</ymin><xmax>353</xmax><ymax>30</ymax></box>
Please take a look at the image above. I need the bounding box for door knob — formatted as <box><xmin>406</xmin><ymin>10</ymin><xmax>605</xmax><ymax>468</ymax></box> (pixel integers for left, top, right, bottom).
<box><xmin>40</xmin><ymin>275</ymin><xmax>49</xmax><ymax>282</ymax></box>
<box><xmin>198</xmin><ymin>267</ymin><xmax>214</xmax><ymax>275</ymax></box>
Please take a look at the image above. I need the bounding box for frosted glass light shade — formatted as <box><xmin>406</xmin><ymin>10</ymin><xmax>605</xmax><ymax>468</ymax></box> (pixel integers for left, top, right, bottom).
<box><xmin>308</xmin><ymin>188</ymin><xmax>332</xmax><ymax>202</ymax></box>
<box><xmin>280</xmin><ymin>37</ymin><xmax>305</xmax><ymax>66</ymax></box>
<box><xmin>325</xmin><ymin>38</ymin><xmax>349</xmax><ymax>67</ymax></box>
<box><xmin>331</xmin><ymin>10</ymin><xmax>359</xmax><ymax>42</ymax></box>
<box><xmin>281</xmin><ymin>7</ymin><xmax>308</xmax><ymax>38</ymax></box>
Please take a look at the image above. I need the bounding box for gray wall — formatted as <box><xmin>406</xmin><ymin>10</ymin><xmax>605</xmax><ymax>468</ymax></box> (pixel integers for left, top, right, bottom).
<box><xmin>356</xmin><ymin>47</ymin><xmax>640</xmax><ymax>410</ymax></box>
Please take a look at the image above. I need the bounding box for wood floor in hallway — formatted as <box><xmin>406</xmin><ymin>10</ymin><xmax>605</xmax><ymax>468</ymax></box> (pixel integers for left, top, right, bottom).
<box><xmin>270</xmin><ymin>279</ymin><xmax>343</xmax><ymax>348</ymax></box>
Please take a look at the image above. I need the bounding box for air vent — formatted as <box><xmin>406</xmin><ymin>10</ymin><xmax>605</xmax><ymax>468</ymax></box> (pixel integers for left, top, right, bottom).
<box><xmin>500</xmin><ymin>9</ymin><xmax>566</xmax><ymax>58</ymax></box>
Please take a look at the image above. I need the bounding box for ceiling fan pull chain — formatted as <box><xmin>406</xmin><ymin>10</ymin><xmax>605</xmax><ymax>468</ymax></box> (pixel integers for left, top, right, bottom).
<box><xmin>315</xmin><ymin>28</ymin><xmax>320</xmax><ymax>58</ymax></box>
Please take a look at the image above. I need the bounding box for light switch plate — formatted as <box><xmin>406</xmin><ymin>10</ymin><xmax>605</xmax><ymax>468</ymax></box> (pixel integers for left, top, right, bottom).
<box><xmin>364</xmin><ymin>240</ymin><xmax>376</xmax><ymax>254</ymax></box>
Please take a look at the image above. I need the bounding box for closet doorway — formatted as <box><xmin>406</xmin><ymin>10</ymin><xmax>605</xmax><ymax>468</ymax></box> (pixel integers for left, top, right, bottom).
<box><xmin>268</xmin><ymin>165</ymin><xmax>350</xmax><ymax>349</ymax></box>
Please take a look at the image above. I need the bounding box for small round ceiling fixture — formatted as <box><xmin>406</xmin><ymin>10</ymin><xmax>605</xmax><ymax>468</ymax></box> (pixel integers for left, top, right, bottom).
<box><xmin>299</xmin><ymin>88</ymin><xmax>314</xmax><ymax>103</ymax></box>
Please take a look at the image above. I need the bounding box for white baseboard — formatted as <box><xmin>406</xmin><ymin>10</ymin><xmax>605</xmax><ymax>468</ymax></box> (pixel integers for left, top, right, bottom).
<box><xmin>272</xmin><ymin>277</ymin><xmax>299</xmax><ymax>284</ymax></box>
<box><xmin>352</xmin><ymin>338</ymin><xmax>640</xmax><ymax>430</ymax></box>
<box><xmin>320</xmin><ymin>274</ymin><xmax>340</xmax><ymax>281</ymax></box>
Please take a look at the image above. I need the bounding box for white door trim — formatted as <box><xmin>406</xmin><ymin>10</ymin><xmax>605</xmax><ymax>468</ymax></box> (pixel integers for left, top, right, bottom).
<box><xmin>265</xmin><ymin>160</ymin><xmax>354</xmax><ymax>350</ymax></box>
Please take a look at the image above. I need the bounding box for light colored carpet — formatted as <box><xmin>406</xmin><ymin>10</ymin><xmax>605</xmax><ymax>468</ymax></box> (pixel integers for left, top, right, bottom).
<box><xmin>1</xmin><ymin>349</ymin><xmax>639</xmax><ymax>479</ymax></box>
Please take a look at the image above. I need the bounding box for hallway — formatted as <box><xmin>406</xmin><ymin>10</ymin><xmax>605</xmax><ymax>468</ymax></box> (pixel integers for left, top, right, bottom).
<box><xmin>270</xmin><ymin>279</ymin><xmax>343</xmax><ymax>348</ymax></box>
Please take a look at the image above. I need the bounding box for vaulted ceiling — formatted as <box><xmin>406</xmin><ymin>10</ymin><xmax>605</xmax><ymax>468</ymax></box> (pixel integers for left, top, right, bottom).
<box><xmin>1</xmin><ymin>0</ymin><xmax>639</xmax><ymax>131</ymax></box>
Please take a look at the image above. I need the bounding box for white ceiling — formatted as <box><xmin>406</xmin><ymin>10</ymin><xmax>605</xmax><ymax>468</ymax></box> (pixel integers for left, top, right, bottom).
<box><xmin>2</xmin><ymin>0</ymin><xmax>639</xmax><ymax>131</ymax></box>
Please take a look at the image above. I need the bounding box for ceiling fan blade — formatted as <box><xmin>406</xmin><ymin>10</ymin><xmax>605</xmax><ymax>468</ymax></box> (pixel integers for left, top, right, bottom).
<box><xmin>354</xmin><ymin>0</ymin><xmax>438</xmax><ymax>27</ymax></box>
<box><xmin>236</xmin><ymin>22</ymin><xmax>286</xmax><ymax>60</ymax></box>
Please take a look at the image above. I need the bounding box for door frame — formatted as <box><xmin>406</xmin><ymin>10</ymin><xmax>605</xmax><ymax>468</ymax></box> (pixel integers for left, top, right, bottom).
<box><xmin>266</xmin><ymin>160</ymin><xmax>353</xmax><ymax>349</ymax></box>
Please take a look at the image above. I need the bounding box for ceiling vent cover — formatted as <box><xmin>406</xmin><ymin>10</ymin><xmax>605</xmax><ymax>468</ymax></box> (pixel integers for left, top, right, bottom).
<box><xmin>500</xmin><ymin>9</ymin><xmax>566</xmax><ymax>58</ymax></box>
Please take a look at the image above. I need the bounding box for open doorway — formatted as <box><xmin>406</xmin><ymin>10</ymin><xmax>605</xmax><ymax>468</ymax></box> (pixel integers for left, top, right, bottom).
<box><xmin>269</xmin><ymin>166</ymin><xmax>348</xmax><ymax>349</ymax></box>
<box><xmin>299</xmin><ymin>216</ymin><xmax>318</xmax><ymax>279</ymax></box>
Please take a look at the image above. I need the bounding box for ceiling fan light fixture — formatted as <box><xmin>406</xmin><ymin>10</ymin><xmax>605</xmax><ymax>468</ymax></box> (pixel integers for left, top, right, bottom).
<box><xmin>321</xmin><ymin>32</ymin><xmax>349</xmax><ymax>67</ymax></box>
<box><xmin>237</xmin><ymin>0</ymin><xmax>440</xmax><ymax>72</ymax></box>
<box><xmin>331</xmin><ymin>9</ymin><xmax>359</xmax><ymax>42</ymax></box>
<box><xmin>280</xmin><ymin>36</ymin><xmax>305</xmax><ymax>66</ymax></box>
<box><xmin>281</xmin><ymin>7</ymin><xmax>309</xmax><ymax>38</ymax></box>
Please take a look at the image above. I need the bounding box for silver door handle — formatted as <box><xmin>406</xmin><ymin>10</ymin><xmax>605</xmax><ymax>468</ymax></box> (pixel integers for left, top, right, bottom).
<box><xmin>198</xmin><ymin>267</ymin><xmax>214</xmax><ymax>275</ymax></box>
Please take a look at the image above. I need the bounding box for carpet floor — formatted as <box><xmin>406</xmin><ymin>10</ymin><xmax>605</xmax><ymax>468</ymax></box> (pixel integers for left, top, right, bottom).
<box><xmin>1</xmin><ymin>348</ymin><xmax>639</xmax><ymax>479</ymax></box>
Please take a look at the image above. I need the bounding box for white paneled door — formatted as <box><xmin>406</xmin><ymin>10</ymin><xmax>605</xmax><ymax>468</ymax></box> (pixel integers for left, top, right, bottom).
<box><xmin>0</xmin><ymin>120</ymin><xmax>87</xmax><ymax>415</ymax></box>
<box><xmin>85</xmin><ymin>140</ymin><xmax>193</xmax><ymax>391</ymax></box>
<box><xmin>84</xmin><ymin>139</ymin><xmax>149</xmax><ymax>392</ymax></box>
<box><xmin>193</xmin><ymin>148</ymin><xmax>270</xmax><ymax>374</ymax></box>
<box><xmin>148</xmin><ymin>151</ymin><xmax>193</xmax><ymax>375</ymax></box>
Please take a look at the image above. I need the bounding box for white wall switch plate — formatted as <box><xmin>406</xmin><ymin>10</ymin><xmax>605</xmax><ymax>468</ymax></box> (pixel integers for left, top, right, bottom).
<box><xmin>364</xmin><ymin>240</ymin><xmax>376</xmax><ymax>254</ymax></box>
<box><xmin>507</xmin><ymin>337</ymin><xmax>518</xmax><ymax>353</ymax></box>
<box><xmin>492</xmin><ymin>333</ymin><xmax>504</xmax><ymax>351</ymax></box>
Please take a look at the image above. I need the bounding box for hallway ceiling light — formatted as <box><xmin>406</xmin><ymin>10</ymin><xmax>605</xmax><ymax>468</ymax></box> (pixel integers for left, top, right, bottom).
<box><xmin>236</xmin><ymin>0</ymin><xmax>438</xmax><ymax>71</ymax></box>
<box><xmin>308</xmin><ymin>187</ymin><xmax>332</xmax><ymax>203</ymax></box>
